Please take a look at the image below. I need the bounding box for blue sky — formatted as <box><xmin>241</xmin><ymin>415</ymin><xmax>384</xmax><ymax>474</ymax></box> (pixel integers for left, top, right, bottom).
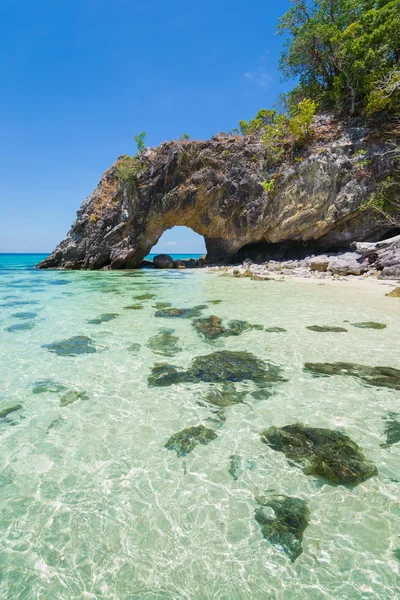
<box><xmin>0</xmin><ymin>0</ymin><xmax>292</xmax><ymax>253</ymax></box>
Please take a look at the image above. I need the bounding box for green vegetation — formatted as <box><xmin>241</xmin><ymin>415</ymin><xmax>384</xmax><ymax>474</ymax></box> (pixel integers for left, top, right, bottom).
<box><xmin>362</xmin><ymin>153</ymin><xmax>400</xmax><ymax>226</ymax></box>
<box><xmin>115</xmin><ymin>132</ymin><xmax>148</xmax><ymax>190</ymax></box>
<box><xmin>179</xmin><ymin>132</ymin><xmax>190</xmax><ymax>141</ymax></box>
<box><xmin>134</xmin><ymin>131</ymin><xmax>146</xmax><ymax>153</ymax></box>
<box><xmin>262</xmin><ymin>178</ymin><xmax>276</xmax><ymax>195</ymax></box>
<box><xmin>277</xmin><ymin>0</ymin><xmax>400</xmax><ymax>116</ymax></box>
<box><xmin>240</xmin><ymin>100</ymin><xmax>317</xmax><ymax>165</ymax></box>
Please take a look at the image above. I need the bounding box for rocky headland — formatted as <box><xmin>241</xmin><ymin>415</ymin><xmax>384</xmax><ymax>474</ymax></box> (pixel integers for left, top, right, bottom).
<box><xmin>38</xmin><ymin>114</ymin><xmax>399</xmax><ymax>278</ymax></box>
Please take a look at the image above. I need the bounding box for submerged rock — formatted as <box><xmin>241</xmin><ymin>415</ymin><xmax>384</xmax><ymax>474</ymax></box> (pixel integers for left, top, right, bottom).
<box><xmin>148</xmin><ymin>329</ymin><xmax>181</xmax><ymax>357</ymax></box>
<box><xmin>204</xmin><ymin>383</ymin><xmax>247</xmax><ymax>408</ymax></box>
<box><xmin>192</xmin><ymin>315</ymin><xmax>262</xmax><ymax>340</ymax></box>
<box><xmin>153</xmin><ymin>302</ymin><xmax>172</xmax><ymax>309</ymax></box>
<box><xmin>148</xmin><ymin>351</ymin><xmax>285</xmax><ymax>387</ymax></box>
<box><xmin>386</xmin><ymin>287</ymin><xmax>400</xmax><ymax>298</ymax></box>
<box><xmin>307</xmin><ymin>325</ymin><xmax>348</xmax><ymax>333</ymax></box>
<box><xmin>351</xmin><ymin>322</ymin><xmax>387</xmax><ymax>329</ymax></box>
<box><xmin>60</xmin><ymin>390</ymin><xmax>89</xmax><ymax>407</ymax></box>
<box><xmin>134</xmin><ymin>293</ymin><xmax>155</xmax><ymax>300</ymax></box>
<box><xmin>165</xmin><ymin>425</ymin><xmax>217</xmax><ymax>457</ymax></box>
<box><xmin>304</xmin><ymin>362</ymin><xmax>400</xmax><ymax>390</ymax></box>
<box><xmin>5</xmin><ymin>322</ymin><xmax>36</xmax><ymax>332</ymax></box>
<box><xmin>87</xmin><ymin>313</ymin><xmax>118</xmax><ymax>324</ymax></box>
<box><xmin>124</xmin><ymin>304</ymin><xmax>144</xmax><ymax>310</ymax></box>
<box><xmin>32</xmin><ymin>379</ymin><xmax>67</xmax><ymax>394</ymax></box>
<box><xmin>0</xmin><ymin>404</ymin><xmax>22</xmax><ymax>419</ymax></box>
<box><xmin>43</xmin><ymin>336</ymin><xmax>97</xmax><ymax>356</ymax></box>
<box><xmin>127</xmin><ymin>343</ymin><xmax>141</xmax><ymax>353</ymax></box>
<box><xmin>192</xmin><ymin>315</ymin><xmax>225</xmax><ymax>340</ymax></box>
<box><xmin>228</xmin><ymin>455</ymin><xmax>242</xmax><ymax>480</ymax></box>
<box><xmin>47</xmin><ymin>417</ymin><xmax>66</xmax><ymax>432</ymax></box>
<box><xmin>381</xmin><ymin>413</ymin><xmax>400</xmax><ymax>447</ymax></box>
<box><xmin>208</xmin><ymin>300</ymin><xmax>222</xmax><ymax>305</ymax></box>
<box><xmin>11</xmin><ymin>311</ymin><xmax>38</xmax><ymax>319</ymax></box>
<box><xmin>155</xmin><ymin>305</ymin><xmax>208</xmax><ymax>319</ymax></box>
<box><xmin>0</xmin><ymin>300</ymin><xmax>38</xmax><ymax>307</ymax></box>
<box><xmin>265</xmin><ymin>327</ymin><xmax>287</xmax><ymax>333</ymax></box>
<box><xmin>255</xmin><ymin>495</ymin><xmax>310</xmax><ymax>562</ymax></box>
<box><xmin>261</xmin><ymin>424</ymin><xmax>377</xmax><ymax>485</ymax></box>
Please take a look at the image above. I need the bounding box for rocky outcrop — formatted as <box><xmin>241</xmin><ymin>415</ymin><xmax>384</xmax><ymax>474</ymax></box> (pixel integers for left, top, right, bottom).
<box><xmin>38</xmin><ymin>115</ymin><xmax>398</xmax><ymax>270</ymax></box>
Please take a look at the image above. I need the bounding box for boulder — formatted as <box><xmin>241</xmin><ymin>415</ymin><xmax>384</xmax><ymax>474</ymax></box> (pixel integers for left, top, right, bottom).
<box><xmin>380</xmin><ymin>266</ymin><xmax>400</xmax><ymax>279</ymax></box>
<box><xmin>183</xmin><ymin>258</ymin><xmax>199</xmax><ymax>268</ymax></box>
<box><xmin>309</xmin><ymin>258</ymin><xmax>329</xmax><ymax>272</ymax></box>
<box><xmin>173</xmin><ymin>260</ymin><xmax>187</xmax><ymax>269</ymax></box>
<box><xmin>328</xmin><ymin>252</ymin><xmax>368</xmax><ymax>276</ymax></box>
<box><xmin>153</xmin><ymin>254</ymin><xmax>174</xmax><ymax>269</ymax></box>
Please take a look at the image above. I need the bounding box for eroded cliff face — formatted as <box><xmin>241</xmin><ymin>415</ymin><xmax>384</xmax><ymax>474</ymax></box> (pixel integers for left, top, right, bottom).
<box><xmin>38</xmin><ymin>115</ymin><xmax>396</xmax><ymax>270</ymax></box>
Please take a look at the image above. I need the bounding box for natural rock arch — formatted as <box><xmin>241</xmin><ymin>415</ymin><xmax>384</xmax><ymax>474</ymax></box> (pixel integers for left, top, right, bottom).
<box><xmin>38</xmin><ymin>119</ymin><xmax>394</xmax><ymax>270</ymax></box>
<box><xmin>149</xmin><ymin>226</ymin><xmax>206</xmax><ymax>256</ymax></box>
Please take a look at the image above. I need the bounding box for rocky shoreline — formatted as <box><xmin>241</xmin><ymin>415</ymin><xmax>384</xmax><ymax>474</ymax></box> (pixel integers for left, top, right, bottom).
<box><xmin>145</xmin><ymin>235</ymin><xmax>400</xmax><ymax>284</ymax></box>
<box><xmin>37</xmin><ymin>114</ymin><xmax>400</xmax><ymax>272</ymax></box>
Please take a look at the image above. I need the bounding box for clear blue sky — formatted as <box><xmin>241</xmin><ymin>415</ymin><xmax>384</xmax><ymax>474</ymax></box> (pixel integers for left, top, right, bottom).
<box><xmin>0</xmin><ymin>0</ymin><xmax>292</xmax><ymax>253</ymax></box>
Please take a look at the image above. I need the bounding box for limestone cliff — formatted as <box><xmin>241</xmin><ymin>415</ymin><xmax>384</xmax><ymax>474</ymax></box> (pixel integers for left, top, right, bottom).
<box><xmin>38</xmin><ymin>115</ymin><xmax>397</xmax><ymax>270</ymax></box>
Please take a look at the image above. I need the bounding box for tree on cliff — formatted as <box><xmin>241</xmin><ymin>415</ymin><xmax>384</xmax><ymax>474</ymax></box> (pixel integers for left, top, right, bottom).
<box><xmin>278</xmin><ymin>0</ymin><xmax>400</xmax><ymax>115</ymax></box>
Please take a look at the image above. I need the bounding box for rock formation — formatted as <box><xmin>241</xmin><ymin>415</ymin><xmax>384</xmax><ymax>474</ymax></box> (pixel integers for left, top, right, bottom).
<box><xmin>38</xmin><ymin>115</ymin><xmax>398</xmax><ymax>270</ymax></box>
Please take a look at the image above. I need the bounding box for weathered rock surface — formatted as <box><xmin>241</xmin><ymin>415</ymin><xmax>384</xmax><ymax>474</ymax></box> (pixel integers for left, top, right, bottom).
<box><xmin>38</xmin><ymin>115</ymin><xmax>397</xmax><ymax>270</ymax></box>
<box><xmin>153</xmin><ymin>254</ymin><xmax>174</xmax><ymax>269</ymax></box>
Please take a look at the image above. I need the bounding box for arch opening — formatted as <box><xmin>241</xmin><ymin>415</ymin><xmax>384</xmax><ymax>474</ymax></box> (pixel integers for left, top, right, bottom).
<box><xmin>147</xmin><ymin>226</ymin><xmax>206</xmax><ymax>261</ymax></box>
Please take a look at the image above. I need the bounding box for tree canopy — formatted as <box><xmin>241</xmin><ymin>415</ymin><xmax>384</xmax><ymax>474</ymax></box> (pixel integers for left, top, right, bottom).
<box><xmin>278</xmin><ymin>0</ymin><xmax>400</xmax><ymax>115</ymax></box>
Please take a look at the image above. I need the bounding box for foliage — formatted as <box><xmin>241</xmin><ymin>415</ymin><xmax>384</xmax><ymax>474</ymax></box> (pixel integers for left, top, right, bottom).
<box><xmin>366</xmin><ymin>67</ymin><xmax>400</xmax><ymax>115</ymax></box>
<box><xmin>134</xmin><ymin>131</ymin><xmax>146</xmax><ymax>153</ymax></box>
<box><xmin>277</xmin><ymin>0</ymin><xmax>400</xmax><ymax>115</ymax></box>
<box><xmin>362</xmin><ymin>151</ymin><xmax>400</xmax><ymax>226</ymax></box>
<box><xmin>179</xmin><ymin>133</ymin><xmax>190</xmax><ymax>140</ymax></box>
<box><xmin>89</xmin><ymin>213</ymin><xmax>96</xmax><ymax>223</ymax></box>
<box><xmin>239</xmin><ymin>100</ymin><xmax>316</xmax><ymax>166</ymax></box>
<box><xmin>115</xmin><ymin>154</ymin><xmax>147</xmax><ymax>192</ymax></box>
<box><xmin>239</xmin><ymin>109</ymin><xmax>278</xmax><ymax>135</ymax></box>
<box><xmin>262</xmin><ymin>178</ymin><xmax>276</xmax><ymax>194</ymax></box>
<box><xmin>288</xmin><ymin>99</ymin><xmax>317</xmax><ymax>139</ymax></box>
<box><xmin>223</xmin><ymin>150</ymin><xmax>231</xmax><ymax>157</ymax></box>
<box><xmin>352</xmin><ymin>149</ymin><xmax>371</xmax><ymax>170</ymax></box>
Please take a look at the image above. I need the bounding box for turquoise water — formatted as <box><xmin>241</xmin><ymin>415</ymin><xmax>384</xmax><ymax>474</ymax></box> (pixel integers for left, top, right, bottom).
<box><xmin>0</xmin><ymin>254</ymin><xmax>399</xmax><ymax>599</ymax></box>
<box><xmin>146</xmin><ymin>254</ymin><xmax>204</xmax><ymax>261</ymax></box>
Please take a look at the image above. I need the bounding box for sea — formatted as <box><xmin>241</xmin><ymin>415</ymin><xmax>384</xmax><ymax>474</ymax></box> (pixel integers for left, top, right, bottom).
<box><xmin>0</xmin><ymin>253</ymin><xmax>399</xmax><ymax>599</ymax></box>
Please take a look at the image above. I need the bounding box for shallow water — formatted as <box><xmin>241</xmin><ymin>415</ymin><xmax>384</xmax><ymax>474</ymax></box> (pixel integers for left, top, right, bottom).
<box><xmin>0</xmin><ymin>255</ymin><xmax>399</xmax><ymax>599</ymax></box>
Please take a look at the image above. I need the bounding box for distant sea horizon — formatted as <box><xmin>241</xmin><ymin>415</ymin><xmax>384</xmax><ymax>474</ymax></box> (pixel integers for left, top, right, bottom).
<box><xmin>0</xmin><ymin>252</ymin><xmax>204</xmax><ymax>268</ymax></box>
